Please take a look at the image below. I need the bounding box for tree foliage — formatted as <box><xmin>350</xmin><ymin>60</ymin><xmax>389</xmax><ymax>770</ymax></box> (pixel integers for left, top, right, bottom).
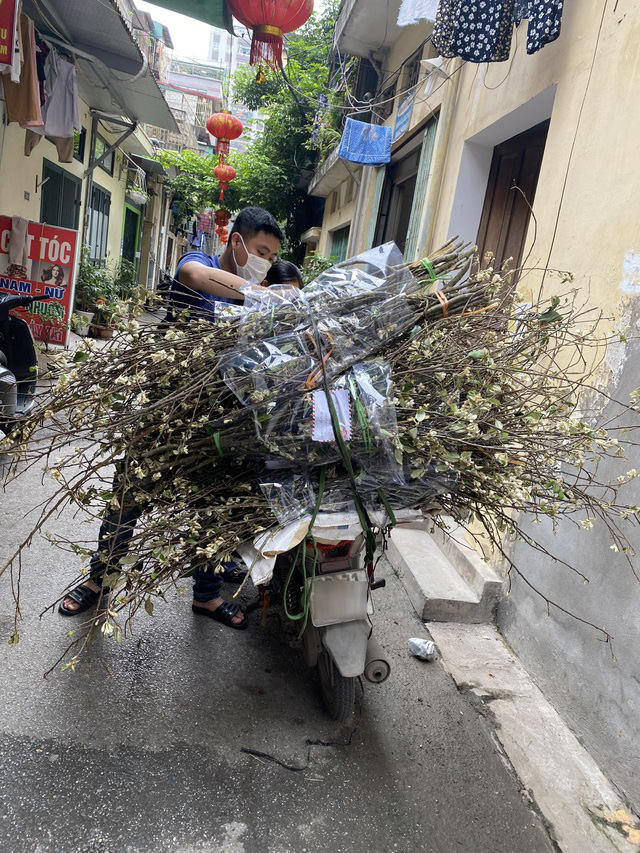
<box><xmin>228</xmin><ymin>0</ymin><xmax>342</xmax><ymax>252</ymax></box>
<box><xmin>155</xmin><ymin>2</ymin><xmax>342</xmax><ymax>254</ymax></box>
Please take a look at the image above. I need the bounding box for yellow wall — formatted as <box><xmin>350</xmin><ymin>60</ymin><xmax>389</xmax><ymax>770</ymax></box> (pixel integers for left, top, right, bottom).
<box><xmin>317</xmin><ymin>175</ymin><xmax>358</xmax><ymax>257</ymax></box>
<box><xmin>0</xmin><ymin>98</ymin><xmax>155</xmax><ymax>277</ymax></box>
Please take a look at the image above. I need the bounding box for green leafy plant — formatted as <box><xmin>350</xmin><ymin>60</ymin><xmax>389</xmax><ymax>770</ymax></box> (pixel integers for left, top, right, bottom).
<box><xmin>301</xmin><ymin>252</ymin><xmax>336</xmax><ymax>286</ymax></box>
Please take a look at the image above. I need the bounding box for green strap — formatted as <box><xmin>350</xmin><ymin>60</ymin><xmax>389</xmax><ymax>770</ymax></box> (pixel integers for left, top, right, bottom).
<box><xmin>205</xmin><ymin>425</ymin><xmax>224</xmax><ymax>458</ymax></box>
<box><xmin>349</xmin><ymin>378</ymin><xmax>371</xmax><ymax>453</ymax></box>
<box><xmin>376</xmin><ymin>488</ymin><xmax>397</xmax><ymax>527</ymax></box>
<box><xmin>420</xmin><ymin>257</ymin><xmax>437</xmax><ymax>281</ymax></box>
<box><xmin>282</xmin><ymin>466</ymin><xmax>326</xmax><ymax>637</ymax></box>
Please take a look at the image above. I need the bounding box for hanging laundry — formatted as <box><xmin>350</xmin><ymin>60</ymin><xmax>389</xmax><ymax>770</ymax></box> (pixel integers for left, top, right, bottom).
<box><xmin>0</xmin><ymin>0</ymin><xmax>21</xmax><ymax>81</ymax></box>
<box><xmin>432</xmin><ymin>0</ymin><xmax>516</xmax><ymax>63</ymax></box>
<box><xmin>337</xmin><ymin>118</ymin><xmax>392</xmax><ymax>167</ymax></box>
<box><xmin>525</xmin><ymin>0</ymin><xmax>563</xmax><ymax>54</ymax></box>
<box><xmin>34</xmin><ymin>33</ymin><xmax>50</xmax><ymax>105</ymax></box>
<box><xmin>198</xmin><ymin>210</ymin><xmax>213</xmax><ymax>234</ymax></box>
<box><xmin>23</xmin><ymin>49</ymin><xmax>80</xmax><ymax>163</ymax></box>
<box><xmin>8</xmin><ymin>216</ymin><xmax>29</xmax><ymax>279</ymax></box>
<box><xmin>513</xmin><ymin>0</ymin><xmax>529</xmax><ymax>24</ymax></box>
<box><xmin>2</xmin><ymin>15</ymin><xmax>43</xmax><ymax>125</ymax></box>
<box><xmin>397</xmin><ymin>0</ymin><xmax>439</xmax><ymax>27</ymax></box>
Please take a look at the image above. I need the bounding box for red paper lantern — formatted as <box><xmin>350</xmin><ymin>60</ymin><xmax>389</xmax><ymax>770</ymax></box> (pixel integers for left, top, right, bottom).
<box><xmin>226</xmin><ymin>0</ymin><xmax>314</xmax><ymax>69</ymax></box>
<box><xmin>215</xmin><ymin>208</ymin><xmax>232</xmax><ymax>227</ymax></box>
<box><xmin>206</xmin><ymin>111</ymin><xmax>243</xmax><ymax>159</ymax></box>
<box><xmin>214</xmin><ymin>163</ymin><xmax>236</xmax><ymax>201</ymax></box>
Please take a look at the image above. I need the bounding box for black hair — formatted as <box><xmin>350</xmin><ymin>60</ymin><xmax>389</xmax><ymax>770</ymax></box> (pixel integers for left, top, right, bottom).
<box><xmin>229</xmin><ymin>206</ymin><xmax>284</xmax><ymax>243</ymax></box>
<box><xmin>266</xmin><ymin>260</ymin><xmax>303</xmax><ymax>288</ymax></box>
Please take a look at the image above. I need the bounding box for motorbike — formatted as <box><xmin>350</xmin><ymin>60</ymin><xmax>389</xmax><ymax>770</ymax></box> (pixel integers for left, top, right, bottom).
<box><xmin>253</xmin><ymin>528</ymin><xmax>392</xmax><ymax>721</ymax></box>
<box><xmin>0</xmin><ymin>293</ymin><xmax>40</xmax><ymax>442</ymax></box>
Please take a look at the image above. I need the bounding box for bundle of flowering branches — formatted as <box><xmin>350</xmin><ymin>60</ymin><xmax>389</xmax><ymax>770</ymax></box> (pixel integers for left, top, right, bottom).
<box><xmin>1</xmin><ymin>241</ymin><xmax>639</xmax><ymax>659</ymax></box>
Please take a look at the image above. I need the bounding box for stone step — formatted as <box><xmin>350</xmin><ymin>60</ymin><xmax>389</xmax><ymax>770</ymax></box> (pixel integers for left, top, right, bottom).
<box><xmin>387</xmin><ymin>525</ymin><xmax>503</xmax><ymax>623</ymax></box>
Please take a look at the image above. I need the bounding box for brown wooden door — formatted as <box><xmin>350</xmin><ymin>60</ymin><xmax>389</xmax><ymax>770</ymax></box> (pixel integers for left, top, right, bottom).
<box><xmin>476</xmin><ymin>121</ymin><xmax>549</xmax><ymax>278</ymax></box>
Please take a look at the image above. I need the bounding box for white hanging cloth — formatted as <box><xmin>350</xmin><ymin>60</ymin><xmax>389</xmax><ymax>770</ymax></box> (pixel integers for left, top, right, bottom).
<box><xmin>397</xmin><ymin>0</ymin><xmax>439</xmax><ymax>27</ymax></box>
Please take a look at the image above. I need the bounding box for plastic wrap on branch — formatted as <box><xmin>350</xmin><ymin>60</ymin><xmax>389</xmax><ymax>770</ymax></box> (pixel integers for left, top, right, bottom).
<box><xmin>254</xmin><ymin>360</ymin><xmax>404</xmax><ymax>486</ymax></box>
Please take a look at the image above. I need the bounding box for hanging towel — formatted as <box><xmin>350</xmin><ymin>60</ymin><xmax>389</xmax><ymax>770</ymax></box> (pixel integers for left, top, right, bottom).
<box><xmin>29</xmin><ymin>53</ymin><xmax>80</xmax><ymax>138</ymax></box>
<box><xmin>397</xmin><ymin>0</ymin><xmax>439</xmax><ymax>27</ymax></box>
<box><xmin>525</xmin><ymin>0</ymin><xmax>563</xmax><ymax>54</ymax></box>
<box><xmin>2</xmin><ymin>15</ymin><xmax>42</xmax><ymax>125</ymax></box>
<box><xmin>432</xmin><ymin>0</ymin><xmax>516</xmax><ymax>63</ymax></box>
<box><xmin>337</xmin><ymin>118</ymin><xmax>392</xmax><ymax>167</ymax></box>
<box><xmin>8</xmin><ymin>216</ymin><xmax>28</xmax><ymax>278</ymax></box>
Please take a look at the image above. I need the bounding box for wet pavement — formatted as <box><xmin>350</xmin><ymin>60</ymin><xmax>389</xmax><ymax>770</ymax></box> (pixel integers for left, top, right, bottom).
<box><xmin>0</xmin><ymin>459</ymin><xmax>555</xmax><ymax>853</ymax></box>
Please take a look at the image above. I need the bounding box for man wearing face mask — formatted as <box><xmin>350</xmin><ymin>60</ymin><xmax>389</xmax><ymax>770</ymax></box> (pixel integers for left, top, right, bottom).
<box><xmin>57</xmin><ymin>207</ymin><xmax>283</xmax><ymax>630</ymax></box>
<box><xmin>165</xmin><ymin>206</ymin><xmax>282</xmax><ymax>323</ymax></box>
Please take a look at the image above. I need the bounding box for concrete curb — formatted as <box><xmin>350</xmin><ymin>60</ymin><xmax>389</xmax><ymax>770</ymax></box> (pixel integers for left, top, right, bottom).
<box><xmin>428</xmin><ymin>622</ymin><xmax>640</xmax><ymax>853</ymax></box>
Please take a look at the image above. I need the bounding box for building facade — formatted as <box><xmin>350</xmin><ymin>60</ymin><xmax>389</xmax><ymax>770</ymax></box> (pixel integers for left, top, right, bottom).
<box><xmin>312</xmin><ymin>0</ymin><xmax>640</xmax><ymax>811</ymax></box>
<box><xmin>0</xmin><ymin>0</ymin><xmax>178</xmax><ymax>330</ymax></box>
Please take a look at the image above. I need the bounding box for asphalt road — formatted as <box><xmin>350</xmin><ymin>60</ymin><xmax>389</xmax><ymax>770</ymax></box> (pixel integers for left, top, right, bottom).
<box><xmin>0</xmin><ymin>459</ymin><xmax>555</xmax><ymax>853</ymax></box>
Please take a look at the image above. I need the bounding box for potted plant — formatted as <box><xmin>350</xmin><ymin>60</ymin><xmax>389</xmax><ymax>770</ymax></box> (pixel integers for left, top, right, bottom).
<box><xmin>113</xmin><ymin>259</ymin><xmax>143</xmax><ymax>317</ymax></box>
<box><xmin>74</xmin><ymin>248</ymin><xmax>107</xmax><ymax>336</ymax></box>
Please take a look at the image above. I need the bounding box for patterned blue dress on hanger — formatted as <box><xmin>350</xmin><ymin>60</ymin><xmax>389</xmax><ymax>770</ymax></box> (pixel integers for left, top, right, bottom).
<box><xmin>525</xmin><ymin>0</ymin><xmax>564</xmax><ymax>54</ymax></box>
<box><xmin>432</xmin><ymin>0</ymin><xmax>517</xmax><ymax>63</ymax></box>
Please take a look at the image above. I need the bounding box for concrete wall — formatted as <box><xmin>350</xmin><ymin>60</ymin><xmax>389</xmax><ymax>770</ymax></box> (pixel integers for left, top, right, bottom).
<box><xmin>330</xmin><ymin>0</ymin><xmax>640</xmax><ymax>809</ymax></box>
<box><xmin>419</xmin><ymin>0</ymin><xmax>640</xmax><ymax>809</ymax></box>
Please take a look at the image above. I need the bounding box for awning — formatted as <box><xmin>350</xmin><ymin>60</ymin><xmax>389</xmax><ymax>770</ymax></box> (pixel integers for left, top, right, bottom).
<box><xmin>22</xmin><ymin>0</ymin><xmax>179</xmax><ymax>133</ymax></box>
<box><xmin>148</xmin><ymin>0</ymin><xmax>233</xmax><ymax>33</ymax></box>
<box><xmin>132</xmin><ymin>155</ymin><xmax>166</xmax><ymax>176</ymax></box>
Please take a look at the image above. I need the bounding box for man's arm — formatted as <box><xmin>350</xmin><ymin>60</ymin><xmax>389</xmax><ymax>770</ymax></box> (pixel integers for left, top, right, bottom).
<box><xmin>178</xmin><ymin>261</ymin><xmax>248</xmax><ymax>300</ymax></box>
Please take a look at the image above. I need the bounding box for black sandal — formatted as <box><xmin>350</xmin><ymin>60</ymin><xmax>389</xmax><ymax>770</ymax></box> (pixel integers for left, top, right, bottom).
<box><xmin>222</xmin><ymin>566</ymin><xmax>248</xmax><ymax>585</ymax></box>
<box><xmin>192</xmin><ymin>601</ymin><xmax>249</xmax><ymax>630</ymax></box>
<box><xmin>58</xmin><ymin>583</ymin><xmax>106</xmax><ymax>616</ymax></box>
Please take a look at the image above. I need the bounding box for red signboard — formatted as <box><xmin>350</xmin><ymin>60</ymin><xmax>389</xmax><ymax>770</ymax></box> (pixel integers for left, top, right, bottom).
<box><xmin>0</xmin><ymin>217</ymin><xmax>78</xmax><ymax>347</ymax></box>
<box><xmin>0</xmin><ymin>1</ymin><xmax>18</xmax><ymax>66</ymax></box>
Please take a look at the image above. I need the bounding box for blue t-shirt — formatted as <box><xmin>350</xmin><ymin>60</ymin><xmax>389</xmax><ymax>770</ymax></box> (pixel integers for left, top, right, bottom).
<box><xmin>167</xmin><ymin>251</ymin><xmax>242</xmax><ymax>322</ymax></box>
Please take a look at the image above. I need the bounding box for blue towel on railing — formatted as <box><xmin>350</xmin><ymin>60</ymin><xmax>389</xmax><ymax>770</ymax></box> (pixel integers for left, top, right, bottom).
<box><xmin>337</xmin><ymin>118</ymin><xmax>392</xmax><ymax>166</ymax></box>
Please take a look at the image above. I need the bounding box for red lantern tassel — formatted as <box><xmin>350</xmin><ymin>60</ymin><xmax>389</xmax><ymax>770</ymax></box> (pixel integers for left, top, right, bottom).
<box><xmin>216</xmin><ymin>139</ymin><xmax>230</xmax><ymax>156</ymax></box>
<box><xmin>250</xmin><ymin>26</ymin><xmax>284</xmax><ymax>70</ymax></box>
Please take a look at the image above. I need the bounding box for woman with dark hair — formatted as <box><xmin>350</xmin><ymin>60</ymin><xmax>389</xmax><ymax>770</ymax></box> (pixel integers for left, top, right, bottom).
<box><xmin>40</xmin><ymin>264</ymin><xmax>66</xmax><ymax>287</ymax></box>
<box><xmin>265</xmin><ymin>260</ymin><xmax>303</xmax><ymax>289</ymax></box>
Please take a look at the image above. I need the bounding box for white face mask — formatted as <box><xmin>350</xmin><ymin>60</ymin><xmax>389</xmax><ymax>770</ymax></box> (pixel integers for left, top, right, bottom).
<box><xmin>233</xmin><ymin>234</ymin><xmax>273</xmax><ymax>283</ymax></box>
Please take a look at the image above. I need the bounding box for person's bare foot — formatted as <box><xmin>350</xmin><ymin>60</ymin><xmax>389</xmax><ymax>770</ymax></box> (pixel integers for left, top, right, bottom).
<box><xmin>192</xmin><ymin>596</ymin><xmax>245</xmax><ymax>626</ymax></box>
<box><xmin>62</xmin><ymin>579</ymin><xmax>102</xmax><ymax>612</ymax></box>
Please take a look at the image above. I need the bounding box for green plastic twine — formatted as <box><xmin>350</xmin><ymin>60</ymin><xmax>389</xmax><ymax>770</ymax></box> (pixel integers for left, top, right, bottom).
<box><xmin>205</xmin><ymin>425</ymin><xmax>224</xmax><ymax>458</ymax></box>
<box><xmin>282</xmin><ymin>466</ymin><xmax>326</xmax><ymax>638</ymax></box>
<box><xmin>420</xmin><ymin>257</ymin><xmax>437</xmax><ymax>281</ymax></box>
<box><xmin>349</xmin><ymin>378</ymin><xmax>371</xmax><ymax>453</ymax></box>
<box><xmin>376</xmin><ymin>488</ymin><xmax>397</xmax><ymax>527</ymax></box>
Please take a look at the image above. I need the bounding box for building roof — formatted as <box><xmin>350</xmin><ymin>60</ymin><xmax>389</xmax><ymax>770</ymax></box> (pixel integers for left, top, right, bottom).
<box><xmin>23</xmin><ymin>0</ymin><xmax>178</xmax><ymax>132</ymax></box>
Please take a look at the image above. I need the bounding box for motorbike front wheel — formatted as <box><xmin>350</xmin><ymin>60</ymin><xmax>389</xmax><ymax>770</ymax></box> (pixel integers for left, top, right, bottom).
<box><xmin>317</xmin><ymin>651</ymin><xmax>356</xmax><ymax>721</ymax></box>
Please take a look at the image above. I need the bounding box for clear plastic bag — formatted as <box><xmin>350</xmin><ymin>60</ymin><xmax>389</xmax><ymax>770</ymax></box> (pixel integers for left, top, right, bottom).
<box><xmin>219</xmin><ymin>332</ymin><xmax>317</xmax><ymax>406</ymax></box>
<box><xmin>254</xmin><ymin>359</ymin><xmax>404</xmax><ymax>485</ymax></box>
<box><xmin>259</xmin><ymin>471</ymin><xmax>317</xmax><ymax>524</ymax></box>
<box><xmin>239</xmin><ymin>284</ymin><xmax>309</xmax><ymax>343</ymax></box>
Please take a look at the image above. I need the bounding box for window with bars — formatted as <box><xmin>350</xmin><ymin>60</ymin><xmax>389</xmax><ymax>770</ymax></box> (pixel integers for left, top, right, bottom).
<box><xmin>40</xmin><ymin>160</ymin><xmax>81</xmax><ymax>231</ymax></box>
<box><xmin>94</xmin><ymin>134</ymin><xmax>115</xmax><ymax>175</ymax></box>
<box><xmin>87</xmin><ymin>185</ymin><xmax>111</xmax><ymax>266</ymax></box>
<box><xmin>379</xmin><ymin>81</ymin><xmax>397</xmax><ymax>122</ymax></box>
<box><xmin>405</xmin><ymin>47</ymin><xmax>424</xmax><ymax>93</ymax></box>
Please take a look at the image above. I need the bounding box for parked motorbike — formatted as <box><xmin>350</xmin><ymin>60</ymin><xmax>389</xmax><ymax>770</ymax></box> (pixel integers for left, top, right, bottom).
<box><xmin>0</xmin><ymin>294</ymin><xmax>40</xmax><ymax>440</ymax></box>
<box><xmin>255</xmin><ymin>530</ymin><xmax>391</xmax><ymax>721</ymax></box>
